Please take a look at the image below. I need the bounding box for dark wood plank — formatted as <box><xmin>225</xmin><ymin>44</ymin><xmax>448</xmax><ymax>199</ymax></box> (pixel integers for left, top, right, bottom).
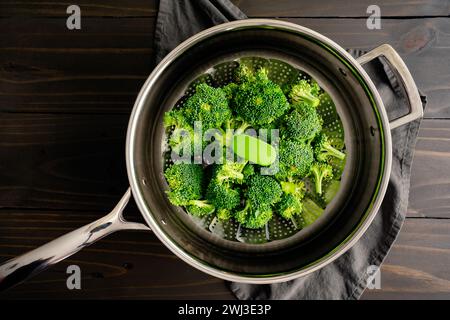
<box><xmin>238</xmin><ymin>0</ymin><xmax>450</xmax><ymax>17</ymax></box>
<box><xmin>2</xmin><ymin>17</ymin><xmax>449</xmax><ymax>117</ymax></box>
<box><xmin>1</xmin><ymin>0</ymin><xmax>448</xmax><ymax>17</ymax></box>
<box><xmin>0</xmin><ymin>113</ymin><xmax>129</xmax><ymax>210</ymax></box>
<box><xmin>409</xmin><ymin>119</ymin><xmax>450</xmax><ymax>218</ymax></box>
<box><xmin>0</xmin><ymin>210</ymin><xmax>233</xmax><ymax>299</ymax></box>
<box><xmin>0</xmin><ymin>18</ymin><xmax>154</xmax><ymax>113</ymax></box>
<box><xmin>362</xmin><ymin>218</ymin><xmax>450</xmax><ymax>299</ymax></box>
<box><xmin>0</xmin><ymin>210</ymin><xmax>447</xmax><ymax>299</ymax></box>
<box><xmin>0</xmin><ymin>0</ymin><xmax>158</xmax><ymax>17</ymax></box>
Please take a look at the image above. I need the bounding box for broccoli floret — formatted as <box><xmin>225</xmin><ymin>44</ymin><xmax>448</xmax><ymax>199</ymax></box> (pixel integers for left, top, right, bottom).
<box><xmin>222</xmin><ymin>82</ymin><xmax>238</xmax><ymax>100</ymax></box>
<box><xmin>283</xmin><ymin>103</ymin><xmax>323</xmax><ymax>141</ymax></box>
<box><xmin>164</xmin><ymin>163</ymin><xmax>204</xmax><ymax>206</ymax></box>
<box><xmin>233</xmin><ymin>68</ymin><xmax>290</xmax><ymax>125</ymax></box>
<box><xmin>235</xmin><ymin>64</ymin><xmax>255</xmax><ymax>83</ymax></box>
<box><xmin>183</xmin><ymin>83</ymin><xmax>232</xmax><ymax>130</ymax></box>
<box><xmin>216</xmin><ymin>208</ymin><xmax>233</xmax><ymax>220</ymax></box>
<box><xmin>289</xmin><ymin>80</ymin><xmax>321</xmax><ymax>107</ymax></box>
<box><xmin>164</xmin><ymin>109</ymin><xmax>199</xmax><ymax>158</ymax></box>
<box><xmin>313</xmin><ymin>132</ymin><xmax>346</xmax><ymax>162</ymax></box>
<box><xmin>277</xmin><ymin>140</ymin><xmax>314</xmax><ymax>179</ymax></box>
<box><xmin>164</xmin><ymin>108</ymin><xmax>189</xmax><ymax>129</ymax></box>
<box><xmin>277</xmin><ymin>179</ymin><xmax>305</xmax><ymax>219</ymax></box>
<box><xmin>236</xmin><ymin>175</ymin><xmax>282</xmax><ymax>229</ymax></box>
<box><xmin>186</xmin><ymin>200</ymin><xmax>215</xmax><ymax>217</ymax></box>
<box><xmin>206</xmin><ymin>181</ymin><xmax>240</xmax><ymax>213</ymax></box>
<box><xmin>280</xmin><ymin>179</ymin><xmax>305</xmax><ymax>196</ymax></box>
<box><xmin>310</xmin><ymin>162</ymin><xmax>333</xmax><ymax>195</ymax></box>
<box><xmin>247</xmin><ymin>174</ymin><xmax>282</xmax><ymax>207</ymax></box>
<box><xmin>242</xmin><ymin>163</ymin><xmax>255</xmax><ymax>179</ymax></box>
<box><xmin>299</xmin><ymin>198</ymin><xmax>324</xmax><ymax>228</ymax></box>
<box><xmin>212</xmin><ymin>162</ymin><xmax>247</xmax><ymax>184</ymax></box>
<box><xmin>236</xmin><ymin>203</ymin><xmax>273</xmax><ymax>229</ymax></box>
<box><xmin>277</xmin><ymin>194</ymin><xmax>303</xmax><ymax>219</ymax></box>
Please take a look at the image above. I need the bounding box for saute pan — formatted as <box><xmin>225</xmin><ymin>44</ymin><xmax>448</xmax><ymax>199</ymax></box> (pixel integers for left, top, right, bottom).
<box><xmin>0</xmin><ymin>19</ymin><xmax>423</xmax><ymax>290</ymax></box>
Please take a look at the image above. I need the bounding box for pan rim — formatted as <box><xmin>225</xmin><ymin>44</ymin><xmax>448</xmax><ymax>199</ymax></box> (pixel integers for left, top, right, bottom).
<box><xmin>126</xmin><ymin>18</ymin><xmax>392</xmax><ymax>284</ymax></box>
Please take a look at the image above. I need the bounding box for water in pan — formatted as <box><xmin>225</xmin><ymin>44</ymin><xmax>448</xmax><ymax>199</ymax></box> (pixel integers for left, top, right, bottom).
<box><xmin>163</xmin><ymin>56</ymin><xmax>345</xmax><ymax>244</ymax></box>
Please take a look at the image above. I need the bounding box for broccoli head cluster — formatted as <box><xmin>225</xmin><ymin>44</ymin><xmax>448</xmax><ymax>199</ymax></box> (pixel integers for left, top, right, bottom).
<box><xmin>163</xmin><ymin>63</ymin><xmax>346</xmax><ymax>230</ymax></box>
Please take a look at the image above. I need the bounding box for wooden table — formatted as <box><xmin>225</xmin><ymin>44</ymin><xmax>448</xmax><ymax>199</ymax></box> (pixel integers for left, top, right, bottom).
<box><xmin>1</xmin><ymin>0</ymin><xmax>449</xmax><ymax>300</ymax></box>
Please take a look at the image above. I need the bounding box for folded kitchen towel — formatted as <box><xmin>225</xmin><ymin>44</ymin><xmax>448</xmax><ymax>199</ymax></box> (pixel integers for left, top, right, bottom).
<box><xmin>154</xmin><ymin>0</ymin><xmax>426</xmax><ymax>299</ymax></box>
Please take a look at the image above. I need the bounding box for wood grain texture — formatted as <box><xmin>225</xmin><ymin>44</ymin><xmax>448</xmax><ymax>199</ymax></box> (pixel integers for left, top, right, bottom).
<box><xmin>0</xmin><ymin>211</ymin><xmax>447</xmax><ymax>299</ymax></box>
<box><xmin>1</xmin><ymin>0</ymin><xmax>448</xmax><ymax>17</ymax></box>
<box><xmin>0</xmin><ymin>18</ymin><xmax>154</xmax><ymax>113</ymax></box>
<box><xmin>0</xmin><ymin>113</ymin><xmax>129</xmax><ymax>210</ymax></box>
<box><xmin>0</xmin><ymin>0</ymin><xmax>159</xmax><ymax>17</ymax></box>
<box><xmin>2</xmin><ymin>17</ymin><xmax>449</xmax><ymax>117</ymax></box>
<box><xmin>409</xmin><ymin>120</ymin><xmax>450</xmax><ymax>218</ymax></box>
<box><xmin>362</xmin><ymin>218</ymin><xmax>450</xmax><ymax>299</ymax></box>
<box><xmin>0</xmin><ymin>210</ymin><xmax>233</xmax><ymax>299</ymax></box>
<box><xmin>238</xmin><ymin>0</ymin><xmax>450</xmax><ymax>18</ymax></box>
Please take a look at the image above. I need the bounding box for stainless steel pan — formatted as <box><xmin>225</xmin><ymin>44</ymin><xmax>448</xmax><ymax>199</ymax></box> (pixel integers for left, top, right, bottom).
<box><xmin>0</xmin><ymin>19</ymin><xmax>422</xmax><ymax>290</ymax></box>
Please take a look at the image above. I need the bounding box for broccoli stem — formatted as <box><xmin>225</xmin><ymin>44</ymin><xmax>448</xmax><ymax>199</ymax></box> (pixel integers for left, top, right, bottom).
<box><xmin>302</xmin><ymin>92</ymin><xmax>320</xmax><ymax>108</ymax></box>
<box><xmin>313</xmin><ymin>171</ymin><xmax>324</xmax><ymax>195</ymax></box>
<box><xmin>291</xmin><ymin>90</ymin><xmax>320</xmax><ymax>108</ymax></box>
<box><xmin>324</xmin><ymin>143</ymin><xmax>345</xmax><ymax>160</ymax></box>
<box><xmin>218</xmin><ymin>170</ymin><xmax>244</xmax><ymax>183</ymax></box>
<box><xmin>234</xmin><ymin>122</ymin><xmax>250</xmax><ymax>136</ymax></box>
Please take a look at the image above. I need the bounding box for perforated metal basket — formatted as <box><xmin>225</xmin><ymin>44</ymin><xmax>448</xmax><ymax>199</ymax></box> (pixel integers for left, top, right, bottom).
<box><xmin>164</xmin><ymin>56</ymin><xmax>346</xmax><ymax>245</ymax></box>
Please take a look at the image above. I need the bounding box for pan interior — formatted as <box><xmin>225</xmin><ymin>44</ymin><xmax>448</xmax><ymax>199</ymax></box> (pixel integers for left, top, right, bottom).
<box><xmin>131</xmin><ymin>27</ymin><xmax>385</xmax><ymax>276</ymax></box>
<box><xmin>162</xmin><ymin>54</ymin><xmax>348</xmax><ymax>247</ymax></box>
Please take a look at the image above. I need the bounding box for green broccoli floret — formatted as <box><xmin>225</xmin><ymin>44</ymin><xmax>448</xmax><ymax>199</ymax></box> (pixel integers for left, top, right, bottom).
<box><xmin>289</xmin><ymin>80</ymin><xmax>321</xmax><ymax>107</ymax></box>
<box><xmin>186</xmin><ymin>200</ymin><xmax>215</xmax><ymax>217</ymax></box>
<box><xmin>236</xmin><ymin>203</ymin><xmax>273</xmax><ymax>229</ymax></box>
<box><xmin>283</xmin><ymin>103</ymin><xmax>323</xmax><ymax>141</ymax></box>
<box><xmin>247</xmin><ymin>174</ymin><xmax>282</xmax><ymax>207</ymax></box>
<box><xmin>164</xmin><ymin>163</ymin><xmax>204</xmax><ymax>206</ymax></box>
<box><xmin>277</xmin><ymin>194</ymin><xmax>302</xmax><ymax>219</ymax></box>
<box><xmin>164</xmin><ymin>108</ymin><xmax>189</xmax><ymax>129</ymax></box>
<box><xmin>206</xmin><ymin>181</ymin><xmax>241</xmax><ymax>214</ymax></box>
<box><xmin>299</xmin><ymin>198</ymin><xmax>324</xmax><ymax>228</ymax></box>
<box><xmin>236</xmin><ymin>175</ymin><xmax>282</xmax><ymax>229</ymax></box>
<box><xmin>183</xmin><ymin>83</ymin><xmax>232</xmax><ymax>131</ymax></box>
<box><xmin>313</xmin><ymin>132</ymin><xmax>346</xmax><ymax>162</ymax></box>
<box><xmin>222</xmin><ymin>82</ymin><xmax>238</xmax><ymax>100</ymax></box>
<box><xmin>233</xmin><ymin>68</ymin><xmax>290</xmax><ymax>125</ymax></box>
<box><xmin>242</xmin><ymin>163</ymin><xmax>255</xmax><ymax>179</ymax></box>
<box><xmin>164</xmin><ymin>109</ymin><xmax>199</xmax><ymax>158</ymax></box>
<box><xmin>280</xmin><ymin>179</ymin><xmax>305</xmax><ymax>196</ymax></box>
<box><xmin>212</xmin><ymin>162</ymin><xmax>247</xmax><ymax>184</ymax></box>
<box><xmin>216</xmin><ymin>208</ymin><xmax>234</xmax><ymax>220</ymax></box>
<box><xmin>310</xmin><ymin>162</ymin><xmax>333</xmax><ymax>195</ymax></box>
<box><xmin>277</xmin><ymin>140</ymin><xmax>314</xmax><ymax>179</ymax></box>
<box><xmin>277</xmin><ymin>179</ymin><xmax>305</xmax><ymax>219</ymax></box>
<box><xmin>235</xmin><ymin>64</ymin><xmax>255</xmax><ymax>83</ymax></box>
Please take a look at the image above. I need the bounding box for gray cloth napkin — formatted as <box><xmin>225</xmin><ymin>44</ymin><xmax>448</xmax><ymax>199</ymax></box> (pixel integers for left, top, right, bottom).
<box><xmin>154</xmin><ymin>0</ymin><xmax>426</xmax><ymax>300</ymax></box>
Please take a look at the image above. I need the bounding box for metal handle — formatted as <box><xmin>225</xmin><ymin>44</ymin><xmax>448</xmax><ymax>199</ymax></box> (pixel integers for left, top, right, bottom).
<box><xmin>357</xmin><ymin>44</ymin><xmax>423</xmax><ymax>129</ymax></box>
<box><xmin>0</xmin><ymin>188</ymin><xmax>150</xmax><ymax>291</ymax></box>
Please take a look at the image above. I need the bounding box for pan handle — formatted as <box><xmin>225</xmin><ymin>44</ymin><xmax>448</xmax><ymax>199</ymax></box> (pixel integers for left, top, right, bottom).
<box><xmin>356</xmin><ymin>44</ymin><xmax>423</xmax><ymax>129</ymax></box>
<box><xmin>0</xmin><ymin>188</ymin><xmax>150</xmax><ymax>291</ymax></box>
